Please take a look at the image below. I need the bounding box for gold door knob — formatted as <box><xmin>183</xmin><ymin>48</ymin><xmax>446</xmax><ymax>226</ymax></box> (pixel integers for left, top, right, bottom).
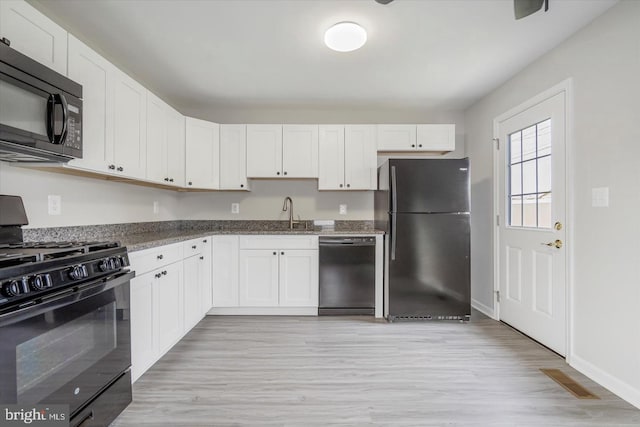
<box><xmin>542</xmin><ymin>239</ymin><xmax>563</xmax><ymax>249</ymax></box>
<box><xmin>554</xmin><ymin>222</ymin><xmax>563</xmax><ymax>231</ymax></box>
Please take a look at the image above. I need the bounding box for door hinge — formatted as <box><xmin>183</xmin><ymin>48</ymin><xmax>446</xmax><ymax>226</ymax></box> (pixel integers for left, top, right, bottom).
<box><xmin>493</xmin><ymin>138</ymin><xmax>500</xmax><ymax>150</ymax></box>
<box><xmin>496</xmin><ymin>215</ymin><xmax>500</xmax><ymax>226</ymax></box>
<box><xmin>496</xmin><ymin>290</ymin><xmax>501</xmax><ymax>302</ymax></box>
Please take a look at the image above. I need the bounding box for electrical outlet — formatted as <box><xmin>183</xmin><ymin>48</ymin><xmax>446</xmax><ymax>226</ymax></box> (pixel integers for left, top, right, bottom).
<box><xmin>231</xmin><ymin>203</ymin><xmax>240</xmax><ymax>214</ymax></box>
<box><xmin>339</xmin><ymin>204</ymin><xmax>347</xmax><ymax>215</ymax></box>
<box><xmin>48</xmin><ymin>195</ymin><xmax>61</xmax><ymax>215</ymax></box>
<box><xmin>153</xmin><ymin>201</ymin><xmax>159</xmax><ymax>214</ymax></box>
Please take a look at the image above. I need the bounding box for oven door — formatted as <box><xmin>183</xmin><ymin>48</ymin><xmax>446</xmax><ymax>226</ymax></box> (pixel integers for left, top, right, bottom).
<box><xmin>0</xmin><ymin>270</ymin><xmax>133</xmax><ymax>416</ymax></box>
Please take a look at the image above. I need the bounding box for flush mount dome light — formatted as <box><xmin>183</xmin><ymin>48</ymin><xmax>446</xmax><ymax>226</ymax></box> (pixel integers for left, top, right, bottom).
<box><xmin>324</xmin><ymin>22</ymin><xmax>367</xmax><ymax>52</ymax></box>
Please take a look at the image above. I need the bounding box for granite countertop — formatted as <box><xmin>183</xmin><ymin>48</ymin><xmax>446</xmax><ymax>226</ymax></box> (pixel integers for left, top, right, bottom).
<box><xmin>120</xmin><ymin>227</ymin><xmax>384</xmax><ymax>252</ymax></box>
<box><xmin>23</xmin><ymin>220</ymin><xmax>384</xmax><ymax>252</ymax></box>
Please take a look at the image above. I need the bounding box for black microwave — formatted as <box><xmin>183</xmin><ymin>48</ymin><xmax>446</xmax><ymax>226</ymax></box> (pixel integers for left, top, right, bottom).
<box><xmin>0</xmin><ymin>39</ymin><xmax>82</xmax><ymax>162</ymax></box>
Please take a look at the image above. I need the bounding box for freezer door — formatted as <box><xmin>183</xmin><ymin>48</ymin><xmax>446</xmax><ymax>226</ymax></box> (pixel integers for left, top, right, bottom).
<box><xmin>387</xmin><ymin>213</ymin><xmax>470</xmax><ymax>319</ymax></box>
<box><xmin>390</xmin><ymin>158</ymin><xmax>469</xmax><ymax>213</ymax></box>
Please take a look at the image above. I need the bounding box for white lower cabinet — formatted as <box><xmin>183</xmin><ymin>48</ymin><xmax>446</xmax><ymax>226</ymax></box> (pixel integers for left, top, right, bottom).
<box><xmin>239</xmin><ymin>249</ymin><xmax>280</xmax><ymax>306</ymax></box>
<box><xmin>279</xmin><ymin>250</ymin><xmax>319</xmax><ymax>307</ymax></box>
<box><xmin>156</xmin><ymin>262</ymin><xmax>184</xmax><ymax>354</ymax></box>
<box><xmin>130</xmin><ymin>271</ymin><xmax>156</xmax><ymax>382</ymax></box>
<box><xmin>213</xmin><ymin>235</ymin><xmax>318</xmax><ymax>313</ymax></box>
<box><xmin>129</xmin><ymin>237</ymin><xmax>213</xmax><ymax>382</ymax></box>
<box><xmin>212</xmin><ymin>236</ymin><xmax>240</xmax><ymax>307</ymax></box>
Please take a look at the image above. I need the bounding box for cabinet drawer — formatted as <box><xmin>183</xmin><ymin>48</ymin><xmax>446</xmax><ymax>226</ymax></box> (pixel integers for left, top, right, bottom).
<box><xmin>239</xmin><ymin>235</ymin><xmax>318</xmax><ymax>250</ymax></box>
<box><xmin>129</xmin><ymin>243</ymin><xmax>183</xmax><ymax>275</ymax></box>
<box><xmin>183</xmin><ymin>237</ymin><xmax>210</xmax><ymax>257</ymax></box>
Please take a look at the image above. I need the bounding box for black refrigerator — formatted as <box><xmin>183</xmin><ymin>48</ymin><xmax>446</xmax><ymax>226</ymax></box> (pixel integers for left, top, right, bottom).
<box><xmin>374</xmin><ymin>158</ymin><xmax>471</xmax><ymax>321</ymax></box>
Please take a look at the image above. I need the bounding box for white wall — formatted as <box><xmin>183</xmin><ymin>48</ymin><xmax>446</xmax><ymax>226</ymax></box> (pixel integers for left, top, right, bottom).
<box><xmin>465</xmin><ymin>0</ymin><xmax>640</xmax><ymax>408</ymax></box>
<box><xmin>0</xmin><ymin>162</ymin><xmax>181</xmax><ymax>227</ymax></box>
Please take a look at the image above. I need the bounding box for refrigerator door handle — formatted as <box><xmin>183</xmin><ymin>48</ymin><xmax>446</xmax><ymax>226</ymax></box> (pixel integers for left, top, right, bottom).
<box><xmin>391</xmin><ymin>165</ymin><xmax>398</xmax><ymax>213</ymax></box>
<box><xmin>391</xmin><ymin>213</ymin><xmax>397</xmax><ymax>260</ymax></box>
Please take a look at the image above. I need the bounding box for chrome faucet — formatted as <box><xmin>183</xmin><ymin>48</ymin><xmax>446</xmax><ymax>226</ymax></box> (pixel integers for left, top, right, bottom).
<box><xmin>282</xmin><ymin>196</ymin><xmax>301</xmax><ymax>230</ymax></box>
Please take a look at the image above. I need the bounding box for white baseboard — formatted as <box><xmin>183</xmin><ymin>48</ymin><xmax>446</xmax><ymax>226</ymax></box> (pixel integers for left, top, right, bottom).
<box><xmin>471</xmin><ymin>298</ymin><xmax>496</xmax><ymax>319</ymax></box>
<box><xmin>207</xmin><ymin>307</ymin><xmax>318</xmax><ymax>316</ymax></box>
<box><xmin>570</xmin><ymin>353</ymin><xmax>640</xmax><ymax>409</ymax></box>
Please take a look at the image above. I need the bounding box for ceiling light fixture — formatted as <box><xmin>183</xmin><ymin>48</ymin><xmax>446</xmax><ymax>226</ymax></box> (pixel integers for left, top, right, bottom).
<box><xmin>324</xmin><ymin>22</ymin><xmax>367</xmax><ymax>52</ymax></box>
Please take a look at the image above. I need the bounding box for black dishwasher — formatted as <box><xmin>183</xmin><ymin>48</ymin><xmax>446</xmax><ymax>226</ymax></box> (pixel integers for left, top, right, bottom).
<box><xmin>319</xmin><ymin>236</ymin><xmax>376</xmax><ymax>315</ymax></box>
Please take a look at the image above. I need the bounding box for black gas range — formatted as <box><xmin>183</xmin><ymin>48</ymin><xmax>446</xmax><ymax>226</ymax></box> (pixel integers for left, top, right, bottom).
<box><xmin>0</xmin><ymin>195</ymin><xmax>133</xmax><ymax>427</ymax></box>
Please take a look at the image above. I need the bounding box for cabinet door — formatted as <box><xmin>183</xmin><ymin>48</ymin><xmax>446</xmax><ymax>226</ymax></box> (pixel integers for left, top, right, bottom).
<box><xmin>318</xmin><ymin>125</ymin><xmax>345</xmax><ymax>190</ymax></box>
<box><xmin>166</xmin><ymin>107</ymin><xmax>186</xmax><ymax>187</ymax></box>
<box><xmin>145</xmin><ymin>92</ymin><xmax>168</xmax><ymax>183</ymax></box>
<box><xmin>199</xmin><ymin>238</ymin><xmax>213</xmax><ymax>316</ymax></box>
<box><xmin>157</xmin><ymin>262</ymin><xmax>184</xmax><ymax>354</ymax></box>
<box><xmin>246</xmin><ymin>125</ymin><xmax>282</xmax><ymax>178</ymax></box>
<box><xmin>377</xmin><ymin>124</ymin><xmax>416</xmax><ymax>151</ymax></box>
<box><xmin>239</xmin><ymin>250</ymin><xmax>279</xmax><ymax>307</ymax></box>
<box><xmin>0</xmin><ymin>0</ymin><xmax>67</xmax><ymax>74</ymax></box>
<box><xmin>416</xmin><ymin>124</ymin><xmax>455</xmax><ymax>152</ymax></box>
<box><xmin>282</xmin><ymin>125</ymin><xmax>318</xmax><ymax>178</ymax></box>
<box><xmin>113</xmin><ymin>69</ymin><xmax>147</xmax><ymax>179</ymax></box>
<box><xmin>185</xmin><ymin>117</ymin><xmax>219</xmax><ymax>189</ymax></box>
<box><xmin>130</xmin><ymin>272</ymin><xmax>157</xmax><ymax>382</ymax></box>
<box><xmin>279</xmin><ymin>250</ymin><xmax>319</xmax><ymax>307</ymax></box>
<box><xmin>344</xmin><ymin>125</ymin><xmax>377</xmax><ymax>190</ymax></box>
<box><xmin>212</xmin><ymin>236</ymin><xmax>240</xmax><ymax>307</ymax></box>
<box><xmin>219</xmin><ymin>125</ymin><xmax>248</xmax><ymax>190</ymax></box>
<box><xmin>183</xmin><ymin>255</ymin><xmax>203</xmax><ymax>331</ymax></box>
<box><xmin>67</xmin><ymin>35</ymin><xmax>113</xmax><ymax>173</ymax></box>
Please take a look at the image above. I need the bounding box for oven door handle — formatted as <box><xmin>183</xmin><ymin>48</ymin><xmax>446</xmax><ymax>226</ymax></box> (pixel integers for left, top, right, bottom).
<box><xmin>46</xmin><ymin>93</ymin><xmax>69</xmax><ymax>145</ymax></box>
<box><xmin>0</xmin><ymin>271</ymin><xmax>135</xmax><ymax>326</ymax></box>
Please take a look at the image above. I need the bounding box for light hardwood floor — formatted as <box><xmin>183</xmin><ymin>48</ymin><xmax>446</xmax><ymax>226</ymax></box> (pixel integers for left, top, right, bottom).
<box><xmin>113</xmin><ymin>314</ymin><xmax>639</xmax><ymax>426</ymax></box>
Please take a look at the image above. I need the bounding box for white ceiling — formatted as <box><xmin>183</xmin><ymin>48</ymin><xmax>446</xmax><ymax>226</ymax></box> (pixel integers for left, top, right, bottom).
<box><xmin>31</xmin><ymin>0</ymin><xmax>617</xmax><ymax>113</ymax></box>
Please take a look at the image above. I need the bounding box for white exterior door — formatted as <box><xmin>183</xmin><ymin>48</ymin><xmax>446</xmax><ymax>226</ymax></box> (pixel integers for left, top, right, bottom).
<box><xmin>496</xmin><ymin>91</ymin><xmax>567</xmax><ymax>355</ymax></box>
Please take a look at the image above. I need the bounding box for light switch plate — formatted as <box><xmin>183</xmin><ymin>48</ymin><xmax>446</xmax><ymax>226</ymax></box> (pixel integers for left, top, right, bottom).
<box><xmin>153</xmin><ymin>201</ymin><xmax>159</xmax><ymax>214</ymax></box>
<box><xmin>231</xmin><ymin>203</ymin><xmax>240</xmax><ymax>214</ymax></box>
<box><xmin>339</xmin><ymin>204</ymin><xmax>347</xmax><ymax>215</ymax></box>
<box><xmin>592</xmin><ymin>187</ymin><xmax>609</xmax><ymax>207</ymax></box>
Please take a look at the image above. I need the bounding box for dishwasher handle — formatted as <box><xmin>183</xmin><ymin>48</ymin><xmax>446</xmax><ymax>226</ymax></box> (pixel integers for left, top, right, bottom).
<box><xmin>319</xmin><ymin>237</ymin><xmax>376</xmax><ymax>246</ymax></box>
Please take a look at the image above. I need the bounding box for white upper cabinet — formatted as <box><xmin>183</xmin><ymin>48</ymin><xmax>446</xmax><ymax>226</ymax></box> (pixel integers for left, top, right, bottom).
<box><xmin>318</xmin><ymin>125</ymin><xmax>345</xmax><ymax>190</ymax></box>
<box><xmin>67</xmin><ymin>35</ymin><xmax>113</xmax><ymax>173</ymax></box>
<box><xmin>416</xmin><ymin>124</ymin><xmax>455</xmax><ymax>152</ymax></box>
<box><xmin>0</xmin><ymin>0</ymin><xmax>67</xmax><ymax>74</ymax></box>
<box><xmin>246</xmin><ymin>124</ymin><xmax>318</xmax><ymax>178</ymax></box>
<box><xmin>166</xmin><ymin>107</ymin><xmax>185</xmax><ymax>187</ymax></box>
<box><xmin>344</xmin><ymin>125</ymin><xmax>377</xmax><ymax>190</ymax></box>
<box><xmin>145</xmin><ymin>92</ymin><xmax>168</xmax><ymax>183</ymax></box>
<box><xmin>185</xmin><ymin>117</ymin><xmax>219</xmax><ymax>189</ymax></box>
<box><xmin>282</xmin><ymin>125</ymin><xmax>318</xmax><ymax>178</ymax></box>
<box><xmin>219</xmin><ymin>125</ymin><xmax>248</xmax><ymax>190</ymax></box>
<box><xmin>112</xmin><ymin>69</ymin><xmax>147</xmax><ymax>179</ymax></box>
<box><xmin>246</xmin><ymin>125</ymin><xmax>282</xmax><ymax>178</ymax></box>
<box><xmin>146</xmin><ymin>93</ymin><xmax>184</xmax><ymax>186</ymax></box>
<box><xmin>377</xmin><ymin>124</ymin><xmax>417</xmax><ymax>151</ymax></box>
<box><xmin>319</xmin><ymin>125</ymin><xmax>376</xmax><ymax>190</ymax></box>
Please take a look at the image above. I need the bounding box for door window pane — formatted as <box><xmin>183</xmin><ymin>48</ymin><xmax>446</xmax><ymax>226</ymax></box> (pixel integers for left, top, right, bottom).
<box><xmin>510</xmin><ymin>196</ymin><xmax>522</xmax><ymax>227</ymax></box>
<box><xmin>507</xmin><ymin>118</ymin><xmax>552</xmax><ymax>228</ymax></box>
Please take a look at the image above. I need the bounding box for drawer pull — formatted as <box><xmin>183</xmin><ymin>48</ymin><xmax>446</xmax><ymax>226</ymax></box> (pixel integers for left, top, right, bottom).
<box><xmin>192</xmin><ymin>245</ymin><xmax>197</xmax><ymax>249</ymax></box>
<box><xmin>157</xmin><ymin>254</ymin><xmax>164</xmax><ymax>260</ymax></box>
